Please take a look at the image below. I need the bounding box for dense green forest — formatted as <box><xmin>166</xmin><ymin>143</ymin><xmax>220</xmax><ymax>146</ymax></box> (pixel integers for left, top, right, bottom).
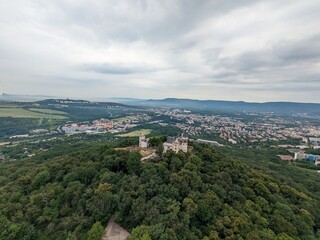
<box><xmin>0</xmin><ymin>143</ymin><xmax>320</xmax><ymax>239</ymax></box>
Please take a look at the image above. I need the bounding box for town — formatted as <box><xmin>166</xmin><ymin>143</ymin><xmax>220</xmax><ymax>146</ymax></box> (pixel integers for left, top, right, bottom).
<box><xmin>1</xmin><ymin>105</ymin><xmax>320</xmax><ymax>166</ymax></box>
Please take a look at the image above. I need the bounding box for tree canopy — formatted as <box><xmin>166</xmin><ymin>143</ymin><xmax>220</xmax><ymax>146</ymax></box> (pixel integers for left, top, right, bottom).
<box><xmin>0</xmin><ymin>143</ymin><xmax>319</xmax><ymax>239</ymax></box>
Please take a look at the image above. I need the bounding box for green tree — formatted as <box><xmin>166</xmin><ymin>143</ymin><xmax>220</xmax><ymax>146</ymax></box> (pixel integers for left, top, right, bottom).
<box><xmin>141</xmin><ymin>233</ymin><xmax>152</xmax><ymax>240</ymax></box>
<box><xmin>129</xmin><ymin>226</ymin><xmax>151</xmax><ymax>239</ymax></box>
<box><xmin>87</xmin><ymin>222</ymin><xmax>104</xmax><ymax>240</ymax></box>
<box><xmin>31</xmin><ymin>170</ymin><xmax>50</xmax><ymax>189</ymax></box>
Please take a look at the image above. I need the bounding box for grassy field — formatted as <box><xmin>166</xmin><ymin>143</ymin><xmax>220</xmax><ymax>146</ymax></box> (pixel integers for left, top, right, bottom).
<box><xmin>116</xmin><ymin>129</ymin><xmax>152</xmax><ymax>137</ymax></box>
<box><xmin>28</xmin><ymin>108</ymin><xmax>67</xmax><ymax>115</ymax></box>
<box><xmin>0</xmin><ymin>107</ymin><xmax>68</xmax><ymax>119</ymax></box>
<box><xmin>113</xmin><ymin>117</ymin><xmax>131</xmax><ymax>122</ymax></box>
<box><xmin>0</xmin><ymin>104</ymin><xmax>18</xmax><ymax>108</ymax></box>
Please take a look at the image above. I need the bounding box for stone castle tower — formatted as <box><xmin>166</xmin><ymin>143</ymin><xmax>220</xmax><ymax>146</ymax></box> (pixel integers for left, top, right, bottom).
<box><xmin>139</xmin><ymin>135</ymin><xmax>148</xmax><ymax>148</ymax></box>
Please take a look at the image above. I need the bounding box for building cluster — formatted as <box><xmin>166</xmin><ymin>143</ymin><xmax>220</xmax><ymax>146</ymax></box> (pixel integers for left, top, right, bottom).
<box><xmin>151</xmin><ymin>108</ymin><xmax>320</xmax><ymax>147</ymax></box>
<box><xmin>294</xmin><ymin>152</ymin><xmax>320</xmax><ymax>162</ymax></box>
<box><xmin>163</xmin><ymin>135</ymin><xmax>188</xmax><ymax>153</ymax></box>
<box><xmin>309</xmin><ymin>137</ymin><xmax>320</xmax><ymax>149</ymax></box>
<box><xmin>5</xmin><ymin>103</ymin><xmax>320</xmax><ymax>149</ymax></box>
<box><xmin>61</xmin><ymin>118</ymin><xmax>138</xmax><ymax>135</ymax></box>
<box><xmin>92</xmin><ymin>119</ymin><xmax>114</xmax><ymax>129</ymax></box>
<box><xmin>277</xmin><ymin>149</ymin><xmax>320</xmax><ymax>166</ymax></box>
<box><xmin>139</xmin><ymin>134</ymin><xmax>189</xmax><ymax>154</ymax></box>
<box><xmin>61</xmin><ymin>114</ymin><xmax>152</xmax><ymax>135</ymax></box>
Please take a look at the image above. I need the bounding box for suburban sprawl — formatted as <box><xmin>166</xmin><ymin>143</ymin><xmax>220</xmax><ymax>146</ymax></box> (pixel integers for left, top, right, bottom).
<box><xmin>1</xmin><ymin>99</ymin><xmax>320</xmax><ymax>166</ymax></box>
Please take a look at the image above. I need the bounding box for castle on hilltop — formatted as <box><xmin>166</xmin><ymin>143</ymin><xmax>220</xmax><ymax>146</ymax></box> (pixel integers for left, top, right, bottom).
<box><xmin>163</xmin><ymin>134</ymin><xmax>188</xmax><ymax>153</ymax></box>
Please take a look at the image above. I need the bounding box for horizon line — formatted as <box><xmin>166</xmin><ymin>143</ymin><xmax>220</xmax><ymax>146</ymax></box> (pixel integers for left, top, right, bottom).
<box><xmin>1</xmin><ymin>92</ymin><xmax>320</xmax><ymax>105</ymax></box>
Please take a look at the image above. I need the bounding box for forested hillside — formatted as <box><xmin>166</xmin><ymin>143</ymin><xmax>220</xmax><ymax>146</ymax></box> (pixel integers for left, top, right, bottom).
<box><xmin>0</xmin><ymin>143</ymin><xmax>319</xmax><ymax>239</ymax></box>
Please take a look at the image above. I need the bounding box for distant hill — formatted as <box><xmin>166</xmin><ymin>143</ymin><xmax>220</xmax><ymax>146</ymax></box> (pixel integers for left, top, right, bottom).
<box><xmin>37</xmin><ymin>98</ymin><xmax>134</xmax><ymax>108</ymax></box>
<box><xmin>2</xmin><ymin>93</ymin><xmax>320</xmax><ymax>116</ymax></box>
<box><xmin>89</xmin><ymin>97</ymin><xmax>145</xmax><ymax>103</ymax></box>
<box><xmin>35</xmin><ymin>99</ymin><xmax>135</xmax><ymax>121</ymax></box>
<box><xmin>0</xmin><ymin>93</ymin><xmax>143</xmax><ymax>104</ymax></box>
<box><xmin>38</xmin><ymin>99</ymin><xmax>91</xmax><ymax>104</ymax></box>
<box><xmin>0</xmin><ymin>93</ymin><xmax>60</xmax><ymax>102</ymax></box>
<box><xmin>130</xmin><ymin>98</ymin><xmax>320</xmax><ymax>116</ymax></box>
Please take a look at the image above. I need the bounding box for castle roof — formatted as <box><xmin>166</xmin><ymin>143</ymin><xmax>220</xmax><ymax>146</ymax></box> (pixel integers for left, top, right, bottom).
<box><xmin>165</xmin><ymin>137</ymin><xmax>176</xmax><ymax>143</ymax></box>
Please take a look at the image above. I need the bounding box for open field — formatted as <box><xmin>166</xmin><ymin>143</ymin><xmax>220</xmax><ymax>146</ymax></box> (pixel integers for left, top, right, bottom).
<box><xmin>116</xmin><ymin>129</ymin><xmax>151</xmax><ymax>137</ymax></box>
<box><xmin>0</xmin><ymin>107</ymin><xmax>68</xmax><ymax>119</ymax></box>
<box><xmin>0</xmin><ymin>104</ymin><xmax>18</xmax><ymax>108</ymax></box>
<box><xmin>28</xmin><ymin>108</ymin><xmax>67</xmax><ymax>115</ymax></box>
<box><xmin>113</xmin><ymin>116</ymin><xmax>131</xmax><ymax>122</ymax></box>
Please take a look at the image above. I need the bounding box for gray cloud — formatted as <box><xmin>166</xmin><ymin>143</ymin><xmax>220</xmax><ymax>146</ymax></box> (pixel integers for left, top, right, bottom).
<box><xmin>79</xmin><ymin>63</ymin><xmax>163</xmax><ymax>75</ymax></box>
<box><xmin>202</xmin><ymin>33</ymin><xmax>320</xmax><ymax>92</ymax></box>
<box><xmin>275</xmin><ymin>35</ymin><xmax>320</xmax><ymax>62</ymax></box>
<box><xmin>0</xmin><ymin>0</ymin><xmax>319</xmax><ymax>102</ymax></box>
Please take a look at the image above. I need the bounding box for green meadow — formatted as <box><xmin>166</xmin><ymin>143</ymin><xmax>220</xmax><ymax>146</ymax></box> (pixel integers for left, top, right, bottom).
<box><xmin>116</xmin><ymin>129</ymin><xmax>152</xmax><ymax>137</ymax></box>
<box><xmin>28</xmin><ymin>108</ymin><xmax>67</xmax><ymax>115</ymax></box>
<box><xmin>0</xmin><ymin>107</ymin><xmax>67</xmax><ymax>119</ymax></box>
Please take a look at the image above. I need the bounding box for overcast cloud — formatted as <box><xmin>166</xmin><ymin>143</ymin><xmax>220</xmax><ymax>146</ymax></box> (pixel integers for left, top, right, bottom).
<box><xmin>0</xmin><ymin>0</ymin><xmax>319</xmax><ymax>102</ymax></box>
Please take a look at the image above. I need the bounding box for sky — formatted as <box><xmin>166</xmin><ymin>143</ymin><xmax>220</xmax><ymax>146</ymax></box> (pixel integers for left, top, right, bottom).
<box><xmin>0</xmin><ymin>0</ymin><xmax>320</xmax><ymax>102</ymax></box>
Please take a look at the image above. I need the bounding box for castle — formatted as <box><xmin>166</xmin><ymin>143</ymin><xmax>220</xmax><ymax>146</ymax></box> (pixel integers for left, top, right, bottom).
<box><xmin>163</xmin><ymin>134</ymin><xmax>188</xmax><ymax>153</ymax></box>
<box><xmin>139</xmin><ymin>135</ymin><xmax>149</xmax><ymax>148</ymax></box>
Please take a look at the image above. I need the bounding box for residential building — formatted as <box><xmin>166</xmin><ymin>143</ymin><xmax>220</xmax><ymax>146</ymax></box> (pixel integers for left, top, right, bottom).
<box><xmin>294</xmin><ymin>152</ymin><xmax>306</xmax><ymax>160</ymax></box>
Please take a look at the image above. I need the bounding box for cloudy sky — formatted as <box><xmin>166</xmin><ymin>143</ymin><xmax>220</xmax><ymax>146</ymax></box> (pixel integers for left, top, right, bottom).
<box><xmin>0</xmin><ymin>0</ymin><xmax>320</xmax><ymax>102</ymax></box>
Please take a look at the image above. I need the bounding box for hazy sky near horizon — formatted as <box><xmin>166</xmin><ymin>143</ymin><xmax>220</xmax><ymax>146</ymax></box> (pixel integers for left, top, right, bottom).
<box><xmin>0</xmin><ymin>0</ymin><xmax>320</xmax><ymax>102</ymax></box>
